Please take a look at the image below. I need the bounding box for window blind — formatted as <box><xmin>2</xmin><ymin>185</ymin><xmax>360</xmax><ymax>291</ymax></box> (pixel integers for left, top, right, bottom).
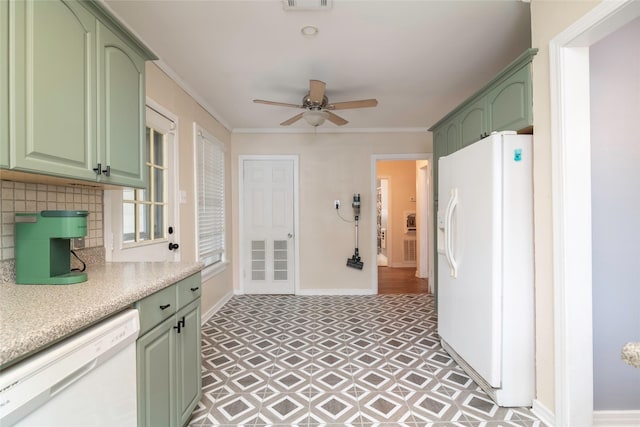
<box><xmin>196</xmin><ymin>126</ymin><xmax>225</xmax><ymax>266</ymax></box>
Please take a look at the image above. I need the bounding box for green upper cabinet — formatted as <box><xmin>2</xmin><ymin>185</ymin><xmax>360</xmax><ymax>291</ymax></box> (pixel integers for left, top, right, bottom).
<box><xmin>488</xmin><ymin>63</ymin><xmax>532</xmax><ymax>133</ymax></box>
<box><xmin>10</xmin><ymin>0</ymin><xmax>97</xmax><ymax>180</ymax></box>
<box><xmin>429</xmin><ymin>48</ymin><xmax>537</xmax><ymax>200</ymax></box>
<box><xmin>445</xmin><ymin>120</ymin><xmax>461</xmax><ymax>155</ymax></box>
<box><xmin>459</xmin><ymin>97</ymin><xmax>489</xmax><ymax>148</ymax></box>
<box><xmin>5</xmin><ymin>0</ymin><xmax>156</xmax><ymax>187</ymax></box>
<box><xmin>1</xmin><ymin>0</ymin><xmax>9</xmax><ymax>168</ymax></box>
<box><xmin>97</xmin><ymin>22</ymin><xmax>147</xmax><ymax>187</ymax></box>
<box><xmin>429</xmin><ymin>48</ymin><xmax>537</xmax><ymax>156</ymax></box>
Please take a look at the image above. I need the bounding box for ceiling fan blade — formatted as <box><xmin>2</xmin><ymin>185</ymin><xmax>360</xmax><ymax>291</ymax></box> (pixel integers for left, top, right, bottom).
<box><xmin>327</xmin><ymin>99</ymin><xmax>378</xmax><ymax>110</ymax></box>
<box><xmin>325</xmin><ymin>111</ymin><xmax>348</xmax><ymax>126</ymax></box>
<box><xmin>253</xmin><ymin>99</ymin><xmax>302</xmax><ymax>109</ymax></box>
<box><xmin>309</xmin><ymin>80</ymin><xmax>326</xmax><ymax>104</ymax></box>
<box><xmin>280</xmin><ymin>112</ymin><xmax>304</xmax><ymax>126</ymax></box>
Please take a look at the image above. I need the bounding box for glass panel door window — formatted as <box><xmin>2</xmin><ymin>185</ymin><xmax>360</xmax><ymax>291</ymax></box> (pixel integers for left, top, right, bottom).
<box><xmin>104</xmin><ymin>104</ymin><xmax>178</xmax><ymax>263</ymax></box>
<box><xmin>122</xmin><ymin>127</ymin><xmax>167</xmax><ymax>245</ymax></box>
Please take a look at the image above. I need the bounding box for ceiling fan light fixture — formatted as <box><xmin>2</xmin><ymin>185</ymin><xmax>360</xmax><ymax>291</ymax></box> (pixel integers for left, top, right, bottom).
<box><xmin>303</xmin><ymin>110</ymin><xmax>328</xmax><ymax>126</ymax></box>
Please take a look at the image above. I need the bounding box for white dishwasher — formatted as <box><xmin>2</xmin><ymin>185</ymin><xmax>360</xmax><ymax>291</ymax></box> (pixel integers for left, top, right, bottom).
<box><xmin>0</xmin><ymin>309</ymin><xmax>139</xmax><ymax>427</ymax></box>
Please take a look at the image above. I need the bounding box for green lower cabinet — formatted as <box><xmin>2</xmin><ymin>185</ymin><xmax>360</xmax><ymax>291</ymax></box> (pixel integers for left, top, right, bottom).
<box><xmin>137</xmin><ymin>315</ymin><xmax>177</xmax><ymax>427</ymax></box>
<box><xmin>176</xmin><ymin>300</ymin><xmax>202</xmax><ymax>427</ymax></box>
<box><xmin>136</xmin><ymin>273</ymin><xmax>202</xmax><ymax>427</ymax></box>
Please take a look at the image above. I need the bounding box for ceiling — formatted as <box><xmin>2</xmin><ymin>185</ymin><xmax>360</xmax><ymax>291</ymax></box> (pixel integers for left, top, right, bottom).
<box><xmin>104</xmin><ymin>0</ymin><xmax>532</xmax><ymax>132</ymax></box>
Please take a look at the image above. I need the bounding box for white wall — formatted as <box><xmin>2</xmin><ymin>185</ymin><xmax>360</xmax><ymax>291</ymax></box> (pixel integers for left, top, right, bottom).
<box><xmin>590</xmin><ymin>17</ymin><xmax>640</xmax><ymax>411</ymax></box>
<box><xmin>145</xmin><ymin>63</ymin><xmax>233</xmax><ymax>315</ymax></box>
<box><xmin>231</xmin><ymin>131</ymin><xmax>430</xmax><ymax>294</ymax></box>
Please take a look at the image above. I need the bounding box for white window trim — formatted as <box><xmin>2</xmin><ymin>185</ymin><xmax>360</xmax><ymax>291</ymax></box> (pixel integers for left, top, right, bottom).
<box><xmin>104</xmin><ymin>98</ymin><xmax>179</xmax><ymax>262</ymax></box>
<box><xmin>193</xmin><ymin>123</ymin><xmax>227</xmax><ymax>279</ymax></box>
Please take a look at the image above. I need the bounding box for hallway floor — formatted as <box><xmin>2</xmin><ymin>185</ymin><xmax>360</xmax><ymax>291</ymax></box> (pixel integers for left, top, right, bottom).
<box><xmin>378</xmin><ymin>267</ymin><xmax>429</xmax><ymax>294</ymax></box>
<box><xmin>189</xmin><ymin>294</ymin><xmax>543</xmax><ymax>426</ymax></box>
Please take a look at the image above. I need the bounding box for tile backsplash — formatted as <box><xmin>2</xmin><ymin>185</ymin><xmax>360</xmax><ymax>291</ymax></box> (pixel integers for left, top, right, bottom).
<box><xmin>0</xmin><ymin>180</ymin><xmax>104</xmax><ymax>261</ymax></box>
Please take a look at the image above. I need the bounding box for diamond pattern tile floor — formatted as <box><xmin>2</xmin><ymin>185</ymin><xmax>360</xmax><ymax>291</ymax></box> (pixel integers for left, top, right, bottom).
<box><xmin>189</xmin><ymin>294</ymin><xmax>545</xmax><ymax>426</ymax></box>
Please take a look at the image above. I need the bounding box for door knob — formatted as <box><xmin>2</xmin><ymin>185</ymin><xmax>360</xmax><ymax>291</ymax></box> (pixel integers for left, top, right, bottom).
<box><xmin>168</xmin><ymin>242</ymin><xmax>180</xmax><ymax>251</ymax></box>
<box><xmin>288</xmin><ymin>233</ymin><xmax>293</xmax><ymax>239</ymax></box>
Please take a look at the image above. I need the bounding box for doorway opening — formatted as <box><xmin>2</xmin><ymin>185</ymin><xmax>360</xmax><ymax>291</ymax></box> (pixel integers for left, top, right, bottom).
<box><xmin>549</xmin><ymin>2</ymin><xmax>639</xmax><ymax>424</ymax></box>
<box><xmin>372</xmin><ymin>155</ymin><xmax>432</xmax><ymax>294</ymax></box>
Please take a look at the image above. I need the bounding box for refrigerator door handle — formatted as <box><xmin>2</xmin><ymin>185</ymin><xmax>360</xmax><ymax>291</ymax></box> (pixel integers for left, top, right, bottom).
<box><xmin>445</xmin><ymin>188</ymin><xmax>459</xmax><ymax>278</ymax></box>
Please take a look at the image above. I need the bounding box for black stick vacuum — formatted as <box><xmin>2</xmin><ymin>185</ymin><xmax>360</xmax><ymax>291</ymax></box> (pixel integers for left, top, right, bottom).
<box><xmin>346</xmin><ymin>193</ymin><xmax>364</xmax><ymax>270</ymax></box>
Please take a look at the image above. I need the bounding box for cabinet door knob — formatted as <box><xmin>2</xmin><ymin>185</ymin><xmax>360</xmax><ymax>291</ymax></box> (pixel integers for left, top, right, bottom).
<box><xmin>168</xmin><ymin>243</ymin><xmax>180</xmax><ymax>251</ymax></box>
<box><xmin>190</xmin><ymin>287</ymin><xmax>199</xmax><ymax>292</ymax></box>
<box><xmin>160</xmin><ymin>304</ymin><xmax>171</xmax><ymax>310</ymax></box>
<box><xmin>102</xmin><ymin>165</ymin><xmax>111</xmax><ymax>177</ymax></box>
<box><xmin>93</xmin><ymin>163</ymin><xmax>102</xmax><ymax>175</ymax></box>
<box><xmin>173</xmin><ymin>323</ymin><xmax>181</xmax><ymax>333</ymax></box>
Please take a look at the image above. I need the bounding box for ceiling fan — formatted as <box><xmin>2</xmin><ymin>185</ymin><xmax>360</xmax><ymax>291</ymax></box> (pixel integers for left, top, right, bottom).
<box><xmin>253</xmin><ymin>80</ymin><xmax>378</xmax><ymax>127</ymax></box>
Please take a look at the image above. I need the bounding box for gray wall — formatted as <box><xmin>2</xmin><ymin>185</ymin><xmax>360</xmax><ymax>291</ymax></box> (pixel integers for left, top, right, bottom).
<box><xmin>590</xmin><ymin>17</ymin><xmax>640</xmax><ymax>411</ymax></box>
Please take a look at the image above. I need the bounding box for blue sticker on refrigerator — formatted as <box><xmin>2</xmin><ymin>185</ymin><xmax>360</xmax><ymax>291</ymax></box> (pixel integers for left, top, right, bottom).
<box><xmin>514</xmin><ymin>149</ymin><xmax>522</xmax><ymax>162</ymax></box>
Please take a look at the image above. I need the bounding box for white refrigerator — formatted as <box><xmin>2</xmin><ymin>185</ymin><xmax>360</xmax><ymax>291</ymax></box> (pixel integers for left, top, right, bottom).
<box><xmin>437</xmin><ymin>131</ymin><xmax>534</xmax><ymax>407</ymax></box>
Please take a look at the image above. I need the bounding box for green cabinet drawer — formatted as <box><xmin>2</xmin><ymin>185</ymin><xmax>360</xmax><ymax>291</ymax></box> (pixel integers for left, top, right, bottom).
<box><xmin>136</xmin><ymin>285</ymin><xmax>177</xmax><ymax>335</ymax></box>
<box><xmin>176</xmin><ymin>273</ymin><xmax>202</xmax><ymax>309</ymax></box>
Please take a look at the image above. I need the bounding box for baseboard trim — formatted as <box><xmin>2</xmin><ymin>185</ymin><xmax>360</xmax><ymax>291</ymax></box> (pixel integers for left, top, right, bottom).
<box><xmin>200</xmin><ymin>290</ymin><xmax>234</xmax><ymax>324</ymax></box>
<box><xmin>593</xmin><ymin>410</ymin><xmax>640</xmax><ymax>426</ymax></box>
<box><xmin>532</xmin><ymin>399</ymin><xmax>555</xmax><ymax>427</ymax></box>
<box><xmin>296</xmin><ymin>288</ymin><xmax>376</xmax><ymax>296</ymax></box>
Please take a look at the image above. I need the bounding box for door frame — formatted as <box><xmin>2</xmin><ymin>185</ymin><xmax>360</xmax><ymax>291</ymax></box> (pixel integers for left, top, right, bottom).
<box><xmin>549</xmin><ymin>1</ymin><xmax>640</xmax><ymax>425</ymax></box>
<box><xmin>416</xmin><ymin>161</ymin><xmax>431</xmax><ymax>282</ymax></box>
<box><xmin>238</xmin><ymin>155</ymin><xmax>300</xmax><ymax>294</ymax></box>
<box><xmin>370</xmin><ymin>153</ymin><xmax>432</xmax><ymax>293</ymax></box>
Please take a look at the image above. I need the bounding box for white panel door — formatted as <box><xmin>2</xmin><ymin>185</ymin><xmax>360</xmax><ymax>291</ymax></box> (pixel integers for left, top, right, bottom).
<box><xmin>242</xmin><ymin>159</ymin><xmax>295</xmax><ymax>294</ymax></box>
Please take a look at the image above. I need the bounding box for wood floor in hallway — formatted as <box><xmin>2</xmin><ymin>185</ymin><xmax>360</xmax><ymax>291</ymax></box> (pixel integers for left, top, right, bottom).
<box><xmin>378</xmin><ymin>266</ymin><xmax>429</xmax><ymax>294</ymax></box>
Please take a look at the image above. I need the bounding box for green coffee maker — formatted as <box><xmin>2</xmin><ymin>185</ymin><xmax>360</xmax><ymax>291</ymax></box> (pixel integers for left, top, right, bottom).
<box><xmin>15</xmin><ymin>210</ymin><xmax>89</xmax><ymax>284</ymax></box>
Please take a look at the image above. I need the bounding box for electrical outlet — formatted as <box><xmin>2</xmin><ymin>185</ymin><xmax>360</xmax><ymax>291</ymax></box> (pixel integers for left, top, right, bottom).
<box><xmin>334</xmin><ymin>200</ymin><xmax>340</xmax><ymax>209</ymax></box>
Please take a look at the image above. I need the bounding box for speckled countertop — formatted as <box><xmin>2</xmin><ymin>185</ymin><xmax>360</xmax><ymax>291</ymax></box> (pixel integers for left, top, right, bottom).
<box><xmin>0</xmin><ymin>261</ymin><xmax>203</xmax><ymax>368</ymax></box>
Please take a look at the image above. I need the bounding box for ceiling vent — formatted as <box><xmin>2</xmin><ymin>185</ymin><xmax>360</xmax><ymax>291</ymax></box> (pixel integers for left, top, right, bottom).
<box><xmin>283</xmin><ymin>0</ymin><xmax>332</xmax><ymax>11</ymax></box>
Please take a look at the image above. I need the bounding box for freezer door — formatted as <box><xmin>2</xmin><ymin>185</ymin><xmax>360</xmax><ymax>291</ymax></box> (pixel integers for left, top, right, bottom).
<box><xmin>437</xmin><ymin>134</ymin><xmax>503</xmax><ymax>388</ymax></box>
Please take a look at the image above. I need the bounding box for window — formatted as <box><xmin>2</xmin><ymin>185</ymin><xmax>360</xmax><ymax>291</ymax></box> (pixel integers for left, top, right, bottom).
<box><xmin>104</xmin><ymin>103</ymin><xmax>178</xmax><ymax>262</ymax></box>
<box><xmin>123</xmin><ymin>126</ymin><xmax>167</xmax><ymax>244</ymax></box>
<box><xmin>195</xmin><ymin>124</ymin><xmax>225</xmax><ymax>269</ymax></box>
